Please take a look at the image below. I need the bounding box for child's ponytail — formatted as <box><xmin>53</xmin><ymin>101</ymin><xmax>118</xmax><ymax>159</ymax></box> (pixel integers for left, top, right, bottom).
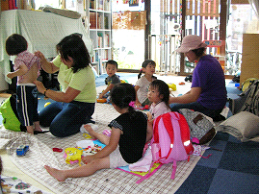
<box><xmin>110</xmin><ymin>83</ymin><xmax>137</xmax><ymax>119</ymax></box>
<box><xmin>138</xmin><ymin>69</ymin><xmax>143</xmax><ymax>79</ymax></box>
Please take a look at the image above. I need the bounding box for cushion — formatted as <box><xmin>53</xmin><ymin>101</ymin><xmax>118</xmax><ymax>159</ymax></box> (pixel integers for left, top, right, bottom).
<box><xmin>216</xmin><ymin>111</ymin><xmax>259</xmax><ymax>142</ymax></box>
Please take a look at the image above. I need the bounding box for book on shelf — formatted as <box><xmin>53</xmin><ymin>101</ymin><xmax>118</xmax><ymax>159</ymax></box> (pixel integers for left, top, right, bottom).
<box><xmin>104</xmin><ymin>0</ymin><xmax>110</xmax><ymax>11</ymax></box>
<box><xmin>97</xmin><ymin>32</ymin><xmax>103</xmax><ymax>48</ymax></box>
<box><xmin>102</xmin><ymin>50</ymin><xmax>109</xmax><ymax>61</ymax></box>
<box><xmin>98</xmin><ymin>0</ymin><xmax>103</xmax><ymax>10</ymax></box>
<box><xmin>92</xmin><ymin>51</ymin><xmax>99</xmax><ymax>63</ymax></box>
<box><xmin>90</xmin><ymin>12</ymin><xmax>97</xmax><ymax>29</ymax></box>
<box><xmin>90</xmin><ymin>0</ymin><xmax>110</xmax><ymax>11</ymax></box>
<box><xmin>104</xmin><ymin>34</ymin><xmax>109</xmax><ymax>47</ymax></box>
<box><xmin>104</xmin><ymin>16</ymin><xmax>109</xmax><ymax>29</ymax></box>
<box><xmin>90</xmin><ymin>0</ymin><xmax>96</xmax><ymax>9</ymax></box>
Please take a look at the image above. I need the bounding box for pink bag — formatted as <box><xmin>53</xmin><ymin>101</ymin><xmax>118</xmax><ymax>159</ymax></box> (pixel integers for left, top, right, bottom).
<box><xmin>139</xmin><ymin>112</ymin><xmax>194</xmax><ymax>183</ymax></box>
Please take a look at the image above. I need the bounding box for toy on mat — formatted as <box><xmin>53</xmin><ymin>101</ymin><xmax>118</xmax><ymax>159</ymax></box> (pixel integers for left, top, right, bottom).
<box><xmin>120</xmin><ymin>80</ymin><xmax>128</xmax><ymax>83</ymax></box>
<box><xmin>16</xmin><ymin>145</ymin><xmax>29</xmax><ymax>156</ymax></box>
<box><xmin>135</xmin><ymin>104</ymin><xmax>149</xmax><ymax>110</ymax></box>
<box><xmin>64</xmin><ymin>147</ymin><xmax>83</xmax><ymax>166</ymax></box>
<box><xmin>97</xmin><ymin>98</ymin><xmax>107</xmax><ymax>103</ymax></box>
<box><xmin>168</xmin><ymin>83</ymin><xmax>176</xmax><ymax>91</ymax></box>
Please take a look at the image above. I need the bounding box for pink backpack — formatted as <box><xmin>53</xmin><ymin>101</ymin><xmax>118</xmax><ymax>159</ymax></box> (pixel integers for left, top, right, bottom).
<box><xmin>150</xmin><ymin>112</ymin><xmax>194</xmax><ymax>179</ymax></box>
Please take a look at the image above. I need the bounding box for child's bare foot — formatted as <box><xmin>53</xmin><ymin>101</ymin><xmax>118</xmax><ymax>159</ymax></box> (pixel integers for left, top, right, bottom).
<box><xmin>26</xmin><ymin>126</ymin><xmax>34</xmax><ymax>135</ymax></box>
<box><xmin>84</xmin><ymin>125</ymin><xmax>97</xmax><ymax>138</ymax></box>
<box><xmin>44</xmin><ymin>165</ymin><xmax>66</xmax><ymax>182</ymax></box>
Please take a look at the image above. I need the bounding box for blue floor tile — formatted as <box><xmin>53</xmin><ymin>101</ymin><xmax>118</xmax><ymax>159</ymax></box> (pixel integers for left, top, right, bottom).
<box><xmin>218</xmin><ymin>141</ymin><xmax>259</xmax><ymax>175</ymax></box>
<box><xmin>208</xmin><ymin>169</ymin><xmax>259</xmax><ymax>194</ymax></box>
<box><xmin>175</xmin><ymin>165</ymin><xmax>217</xmax><ymax>194</ymax></box>
<box><xmin>198</xmin><ymin>140</ymin><xmax>227</xmax><ymax>168</ymax></box>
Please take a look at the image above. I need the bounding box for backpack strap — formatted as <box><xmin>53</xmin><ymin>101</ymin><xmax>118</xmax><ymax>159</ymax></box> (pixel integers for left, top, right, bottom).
<box><xmin>178</xmin><ymin>113</ymin><xmax>194</xmax><ymax>155</ymax></box>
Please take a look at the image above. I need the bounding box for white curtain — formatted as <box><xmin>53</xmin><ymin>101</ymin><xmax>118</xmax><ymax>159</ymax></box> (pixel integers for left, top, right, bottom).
<box><xmin>249</xmin><ymin>0</ymin><xmax>259</xmax><ymax>19</ymax></box>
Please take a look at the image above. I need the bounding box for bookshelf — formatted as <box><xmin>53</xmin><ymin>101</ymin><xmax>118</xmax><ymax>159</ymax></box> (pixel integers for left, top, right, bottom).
<box><xmin>86</xmin><ymin>0</ymin><xmax>112</xmax><ymax>75</ymax></box>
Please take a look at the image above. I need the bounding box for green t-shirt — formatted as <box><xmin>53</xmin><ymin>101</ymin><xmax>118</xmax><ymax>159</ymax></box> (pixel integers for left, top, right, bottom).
<box><xmin>53</xmin><ymin>55</ymin><xmax>96</xmax><ymax>103</ymax></box>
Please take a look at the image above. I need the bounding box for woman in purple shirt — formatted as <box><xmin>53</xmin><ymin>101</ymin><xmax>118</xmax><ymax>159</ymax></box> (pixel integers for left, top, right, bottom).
<box><xmin>169</xmin><ymin>35</ymin><xmax>227</xmax><ymax>121</ymax></box>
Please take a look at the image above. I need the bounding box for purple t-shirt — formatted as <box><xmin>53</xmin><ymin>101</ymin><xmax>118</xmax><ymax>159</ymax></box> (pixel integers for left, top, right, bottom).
<box><xmin>191</xmin><ymin>55</ymin><xmax>227</xmax><ymax>110</ymax></box>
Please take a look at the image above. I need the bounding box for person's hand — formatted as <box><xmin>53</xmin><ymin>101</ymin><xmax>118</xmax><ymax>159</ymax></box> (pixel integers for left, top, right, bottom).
<box><xmin>34</xmin><ymin>51</ymin><xmax>47</xmax><ymax>62</ymax></box>
<box><xmin>6</xmin><ymin>73</ymin><xmax>14</xmax><ymax>79</ymax></box>
<box><xmin>135</xmin><ymin>101</ymin><xmax>142</xmax><ymax>108</ymax></box>
<box><xmin>34</xmin><ymin>80</ymin><xmax>46</xmax><ymax>94</ymax></box>
<box><xmin>98</xmin><ymin>93</ymin><xmax>103</xmax><ymax>99</ymax></box>
<box><xmin>82</xmin><ymin>155</ymin><xmax>96</xmax><ymax>164</ymax></box>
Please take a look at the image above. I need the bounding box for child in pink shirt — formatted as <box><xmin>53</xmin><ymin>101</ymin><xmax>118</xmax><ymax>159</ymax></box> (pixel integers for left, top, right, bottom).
<box><xmin>147</xmin><ymin>80</ymin><xmax>171</xmax><ymax>122</ymax></box>
<box><xmin>6</xmin><ymin>34</ymin><xmax>42</xmax><ymax>134</ymax></box>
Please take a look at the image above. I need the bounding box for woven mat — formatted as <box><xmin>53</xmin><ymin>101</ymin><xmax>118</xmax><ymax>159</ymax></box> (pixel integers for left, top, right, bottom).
<box><xmin>0</xmin><ymin>103</ymin><xmax>202</xmax><ymax>194</ymax></box>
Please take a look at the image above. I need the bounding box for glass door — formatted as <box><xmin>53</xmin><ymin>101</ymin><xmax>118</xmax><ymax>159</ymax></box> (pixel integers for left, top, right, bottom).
<box><xmin>112</xmin><ymin>0</ymin><xmax>145</xmax><ymax>70</ymax></box>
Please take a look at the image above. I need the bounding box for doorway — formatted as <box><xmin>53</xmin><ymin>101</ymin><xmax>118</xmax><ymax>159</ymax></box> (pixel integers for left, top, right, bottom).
<box><xmin>112</xmin><ymin>0</ymin><xmax>146</xmax><ymax>70</ymax></box>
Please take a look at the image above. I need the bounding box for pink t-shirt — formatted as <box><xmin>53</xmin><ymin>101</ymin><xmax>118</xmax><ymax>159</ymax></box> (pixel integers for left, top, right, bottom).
<box><xmin>149</xmin><ymin>101</ymin><xmax>171</xmax><ymax>119</ymax></box>
<box><xmin>14</xmin><ymin>51</ymin><xmax>41</xmax><ymax>83</ymax></box>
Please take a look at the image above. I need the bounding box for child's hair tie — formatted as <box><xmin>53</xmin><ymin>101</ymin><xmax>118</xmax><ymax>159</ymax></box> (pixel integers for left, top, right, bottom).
<box><xmin>129</xmin><ymin>101</ymin><xmax>135</xmax><ymax>107</ymax></box>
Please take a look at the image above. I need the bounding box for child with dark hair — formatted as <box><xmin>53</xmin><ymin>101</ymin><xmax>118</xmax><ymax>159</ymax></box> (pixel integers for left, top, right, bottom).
<box><xmin>6</xmin><ymin>34</ymin><xmax>42</xmax><ymax>134</ymax></box>
<box><xmin>98</xmin><ymin>60</ymin><xmax>120</xmax><ymax>99</ymax></box>
<box><xmin>44</xmin><ymin>83</ymin><xmax>153</xmax><ymax>181</ymax></box>
<box><xmin>147</xmin><ymin>80</ymin><xmax>171</xmax><ymax>121</ymax></box>
<box><xmin>135</xmin><ymin>59</ymin><xmax>157</xmax><ymax>108</ymax></box>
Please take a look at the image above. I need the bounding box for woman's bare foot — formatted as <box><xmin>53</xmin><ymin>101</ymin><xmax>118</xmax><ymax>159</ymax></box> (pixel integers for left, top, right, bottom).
<box><xmin>44</xmin><ymin>165</ymin><xmax>66</xmax><ymax>182</ymax></box>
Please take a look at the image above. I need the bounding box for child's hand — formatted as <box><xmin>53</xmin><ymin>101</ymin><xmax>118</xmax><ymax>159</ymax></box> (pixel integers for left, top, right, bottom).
<box><xmin>82</xmin><ymin>155</ymin><xmax>95</xmax><ymax>164</ymax></box>
<box><xmin>135</xmin><ymin>101</ymin><xmax>142</xmax><ymax>108</ymax></box>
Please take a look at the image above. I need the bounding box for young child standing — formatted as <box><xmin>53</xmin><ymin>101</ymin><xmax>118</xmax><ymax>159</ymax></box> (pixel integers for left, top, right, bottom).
<box><xmin>44</xmin><ymin>83</ymin><xmax>153</xmax><ymax>181</ymax></box>
<box><xmin>98</xmin><ymin>60</ymin><xmax>120</xmax><ymax>99</ymax></box>
<box><xmin>146</xmin><ymin>80</ymin><xmax>171</xmax><ymax>122</ymax></box>
<box><xmin>135</xmin><ymin>60</ymin><xmax>157</xmax><ymax>108</ymax></box>
<box><xmin>6</xmin><ymin>34</ymin><xmax>42</xmax><ymax>134</ymax></box>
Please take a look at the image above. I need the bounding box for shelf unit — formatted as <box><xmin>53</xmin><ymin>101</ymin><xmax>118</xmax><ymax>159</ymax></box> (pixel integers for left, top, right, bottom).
<box><xmin>86</xmin><ymin>0</ymin><xmax>112</xmax><ymax>75</ymax></box>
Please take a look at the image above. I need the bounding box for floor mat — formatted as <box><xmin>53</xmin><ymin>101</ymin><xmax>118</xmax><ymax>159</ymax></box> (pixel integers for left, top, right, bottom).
<box><xmin>0</xmin><ymin>103</ymin><xmax>202</xmax><ymax>194</ymax></box>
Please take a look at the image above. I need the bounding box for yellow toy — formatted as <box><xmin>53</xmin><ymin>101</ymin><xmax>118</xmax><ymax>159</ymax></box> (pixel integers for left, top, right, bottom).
<box><xmin>168</xmin><ymin>83</ymin><xmax>177</xmax><ymax>91</ymax></box>
<box><xmin>44</xmin><ymin>102</ymin><xmax>51</xmax><ymax>107</ymax></box>
<box><xmin>121</xmin><ymin>80</ymin><xmax>128</xmax><ymax>83</ymax></box>
<box><xmin>64</xmin><ymin>147</ymin><xmax>83</xmax><ymax>166</ymax></box>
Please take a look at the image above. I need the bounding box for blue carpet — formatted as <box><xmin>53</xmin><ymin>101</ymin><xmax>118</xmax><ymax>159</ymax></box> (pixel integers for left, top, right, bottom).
<box><xmin>95</xmin><ymin>73</ymin><xmax>137</xmax><ymax>87</ymax></box>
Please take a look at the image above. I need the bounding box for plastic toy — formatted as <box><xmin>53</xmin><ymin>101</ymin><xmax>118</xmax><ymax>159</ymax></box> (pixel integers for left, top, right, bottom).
<box><xmin>16</xmin><ymin>145</ymin><xmax>29</xmax><ymax>156</ymax></box>
<box><xmin>168</xmin><ymin>83</ymin><xmax>176</xmax><ymax>91</ymax></box>
<box><xmin>135</xmin><ymin>105</ymin><xmax>149</xmax><ymax>110</ymax></box>
<box><xmin>185</xmin><ymin>75</ymin><xmax>192</xmax><ymax>82</ymax></box>
<box><xmin>83</xmin><ymin>133</ymin><xmax>92</xmax><ymax>139</ymax></box>
<box><xmin>44</xmin><ymin>102</ymin><xmax>51</xmax><ymax>107</ymax></box>
<box><xmin>179</xmin><ymin>82</ymin><xmax>185</xmax><ymax>85</ymax></box>
<box><xmin>121</xmin><ymin>80</ymin><xmax>128</xmax><ymax>83</ymax></box>
<box><xmin>64</xmin><ymin>147</ymin><xmax>83</xmax><ymax>166</ymax></box>
<box><xmin>52</xmin><ymin>148</ymin><xmax>63</xmax><ymax>152</ymax></box>
<box><xmin>97</xmin><ymin>98</ymin><xmax>107</xmax><ymax>103</ymax></box>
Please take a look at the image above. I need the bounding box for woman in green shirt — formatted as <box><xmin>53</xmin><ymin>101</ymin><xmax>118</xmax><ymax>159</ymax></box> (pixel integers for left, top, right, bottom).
<box><xmin>34</xmin><ymin>34</ymin><xmax>96</xmax><ymax>137</ymax></box>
